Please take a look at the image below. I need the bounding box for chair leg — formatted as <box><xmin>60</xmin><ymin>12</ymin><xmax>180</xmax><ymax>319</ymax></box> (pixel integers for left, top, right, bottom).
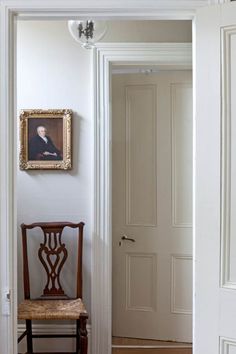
<box><xmin>79</xmin><ymin>317</ymin><xmax>88</xmax><ymax>354</ymax></box>
<box><xmin>76</xmin><ymin>319</ymin><xmax>80</xmax><ymax>353</ymax></box>
<box><xmin>26</xmin><ymin>319</ymin><xmax>33</xmax><ymax>354</ymax></box>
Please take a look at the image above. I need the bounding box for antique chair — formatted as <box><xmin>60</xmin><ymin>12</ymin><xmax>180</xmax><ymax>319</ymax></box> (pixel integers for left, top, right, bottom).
<box><xmin>17</xmin><ymin>222</ymin><xmax>88</xmax><ymax>354</ymax></box>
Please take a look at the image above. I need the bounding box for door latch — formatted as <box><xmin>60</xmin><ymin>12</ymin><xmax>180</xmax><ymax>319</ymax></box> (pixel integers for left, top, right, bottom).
<box><xmin>121</xmin><ymin>235</ymin><xmax>135</xmax><ymax>242</ymax></box>
<box><xmin>2</xmin><ymin>288</ymin><xmax>11</xmax><ymax>316</ymax></box>
<box><xmin>119</xmin><ymin>234</ymin><xmax>136</xmax><ymax>246</ymax></box>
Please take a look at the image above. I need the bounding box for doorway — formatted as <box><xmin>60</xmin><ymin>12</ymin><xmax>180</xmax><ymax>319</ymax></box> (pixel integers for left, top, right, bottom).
<box><xmin>112</xmin><ymin>68</ymin><xmax>193</xmax><ymax>349</ymax></box>
<box><xmin>94</xmin><ymin>41</ymin><xmax>192</xmax><ymax>354</ymax></box>
<box><xmin>2</xmin><ymin>2</ymin><xmax>236</xmax><ymax>354</ymax></box>
<box><xmin>16</xmin><ymin>33</ymin><xmax>192</xmax><ymax>354</ymax></box>
<box><xmin>2</xmin><ymin>9</ymin><xmax>194</xmax><ymax>354</ymax></box>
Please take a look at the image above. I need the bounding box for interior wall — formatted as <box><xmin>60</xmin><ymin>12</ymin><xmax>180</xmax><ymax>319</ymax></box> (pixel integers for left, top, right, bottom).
<box><xmin>16</xmin><ymin>21</ymin><xmax>93</xmax><ymax>311</ymax></box>
<box><xmin>17</xmin><ymin>19</ymin><xmax>192</xmax><ymax>336</ymax></box>
<box><xmin>103</xmin><ymin>20</ymin><xmax>192</xmax><ymax>42</ymax></box>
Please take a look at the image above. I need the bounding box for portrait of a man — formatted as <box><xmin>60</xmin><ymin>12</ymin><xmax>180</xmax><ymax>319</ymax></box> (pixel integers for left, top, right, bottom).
<box><xmin>29</xmin><ymin>125</ymin><xmax>62</xmax><ymax>161</ymax></box>
<box><xmin>19</xmin><ymin>109</ymin><xmax>72</xmax><ymax>170</ymax></box>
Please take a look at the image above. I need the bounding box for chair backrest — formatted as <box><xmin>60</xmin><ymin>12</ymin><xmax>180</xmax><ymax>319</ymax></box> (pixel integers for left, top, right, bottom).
<box><xmin>21</xmin><ymin>221</ymin><xmax>85</xmax><ymax>300</ymax></box>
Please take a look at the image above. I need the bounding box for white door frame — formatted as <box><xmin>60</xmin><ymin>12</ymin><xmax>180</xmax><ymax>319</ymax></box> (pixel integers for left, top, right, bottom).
<box><xmin>0</xmin><ymin>1</ymin><xmax>227</xmax><ymax>354</ymax></box>
<box><xmin>93</xmin><ymin>42</ymin><xmax>192</xmax><ymax>353</ymax></box>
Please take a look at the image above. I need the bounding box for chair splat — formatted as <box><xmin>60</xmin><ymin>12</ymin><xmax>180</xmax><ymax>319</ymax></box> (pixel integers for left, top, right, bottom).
<box><xmin>38</xmin><ymin>228</ymin><xmax>68</xmax><ymax>297</ymax></box>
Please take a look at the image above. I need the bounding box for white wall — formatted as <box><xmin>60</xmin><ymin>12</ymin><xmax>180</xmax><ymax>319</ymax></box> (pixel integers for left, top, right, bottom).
<box><xmin>17</xmin><ymin>19</ymin><xmax>93</xmax><ymax>310</ymax></box>
<box><xmin>17</xmin><ymin>20</ymin><xmax>94</xmax><ymax>353</ymax></box>
<box><xmin>103</xmin><ymin>20</ymin><xmax>192</xmax><ymax>42</ymax></box>
<box><xmin>17</xmin><ymin>19</ymin><xmax>191</xmax><ymax>352</ymax></box>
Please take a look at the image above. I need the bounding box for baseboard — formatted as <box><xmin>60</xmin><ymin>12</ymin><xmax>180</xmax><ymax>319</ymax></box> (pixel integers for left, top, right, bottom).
<box><xmin>18</xmin><ymin>323</ymin><xmax>91</xmax><ymax>354</ymax></box>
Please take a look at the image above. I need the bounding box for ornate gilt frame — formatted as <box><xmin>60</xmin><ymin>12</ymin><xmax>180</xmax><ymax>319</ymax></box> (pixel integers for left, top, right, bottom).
<box><xmin>19</xmin><ymin>109</ymin><xmax>72</xmax><ymax>170</ymax></box>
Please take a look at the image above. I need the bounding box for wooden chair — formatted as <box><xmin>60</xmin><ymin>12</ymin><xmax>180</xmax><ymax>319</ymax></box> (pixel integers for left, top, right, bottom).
<box><xmin>17</xmin><ymin>222</ymin><xmax>88</xmax><ymax>354</ymax></box>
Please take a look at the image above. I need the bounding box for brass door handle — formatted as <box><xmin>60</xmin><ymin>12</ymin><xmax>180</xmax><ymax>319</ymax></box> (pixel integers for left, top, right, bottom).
<box><xmin>121</xmin><ymin>235</ymin><xmax>135</xmax><ymax>242</ymax></box>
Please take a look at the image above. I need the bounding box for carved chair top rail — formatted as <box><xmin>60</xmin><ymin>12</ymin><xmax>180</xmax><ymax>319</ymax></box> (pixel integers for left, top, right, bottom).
<box><xmin>21</xmin><ymin>221</ymin><xmax>85</xmax><ymax>230</ymax></box>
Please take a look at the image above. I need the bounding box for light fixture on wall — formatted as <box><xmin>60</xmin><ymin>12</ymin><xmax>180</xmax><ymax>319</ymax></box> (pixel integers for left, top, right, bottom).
<box><xmin>68</xmin><ymin>20</ymin><xmax>108</xmax><ymax>49</ymax></box>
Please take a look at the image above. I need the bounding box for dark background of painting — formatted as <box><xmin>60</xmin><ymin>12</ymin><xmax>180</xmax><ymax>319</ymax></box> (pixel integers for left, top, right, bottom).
<box><xmin>28</xmin><ymin>118</ymin><xmax>63</xmax><ymax>159</ymax></box>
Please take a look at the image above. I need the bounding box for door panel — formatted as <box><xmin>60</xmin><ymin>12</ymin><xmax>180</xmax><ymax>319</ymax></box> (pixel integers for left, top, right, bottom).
<box><xmin>171</xmin><ymin>255</ymin><xmax>192</xmax><ymax>315</ymax></box>
<box><xmin>171</xmin><ymin>83</ymin><xmax>193</xmax><ymax>227</ymax></box>
<box><xmin>221</xmin><ymin>25</ymin><xmax>236</xmax><ymax>288</ymax></box>
<box><xmin>196</xmin><ymin>2</ymin><xmax>236</xmax><ymax>353</ymax></box>
<box><xmin>126</xmin><ymin>253</ymin><xmax>157</xmax><ymax>312</ymax></box>
<box><xmin>126</xmin><ymin>85</ymin><xmax>157</xmax><ymax>226</ymax></box>
<box><xmin>112</xmin><ymin>71</ymin><xmax>192</xmax><ymax>342</ymax></box>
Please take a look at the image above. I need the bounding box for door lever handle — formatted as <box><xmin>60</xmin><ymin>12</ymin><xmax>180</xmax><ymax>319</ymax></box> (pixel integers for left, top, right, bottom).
<box><xmin>121</xmin><ymin>235</ymin><xmax>135</xmax><ymax>242</ymax></box>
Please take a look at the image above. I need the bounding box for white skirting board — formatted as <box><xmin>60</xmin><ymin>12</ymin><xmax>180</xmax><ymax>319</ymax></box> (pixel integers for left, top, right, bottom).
<box><xmin>17</xmin><ymin>323</ymin><xmax>91</xmax><ymax>354</ymax></box>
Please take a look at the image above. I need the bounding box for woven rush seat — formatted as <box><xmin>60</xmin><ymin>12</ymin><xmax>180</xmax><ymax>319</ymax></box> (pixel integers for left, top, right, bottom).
<box><xmin>18</xmin><ymin>298</ymin><xmax>88</xmax><ymax>320</ymax></box>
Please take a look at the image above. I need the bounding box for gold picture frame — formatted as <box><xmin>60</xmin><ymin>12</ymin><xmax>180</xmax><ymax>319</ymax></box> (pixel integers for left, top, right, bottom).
<box><xmin>19</xmin><ymin>109</ymin><xmax>72</xmax><ymax>170</ymax></box>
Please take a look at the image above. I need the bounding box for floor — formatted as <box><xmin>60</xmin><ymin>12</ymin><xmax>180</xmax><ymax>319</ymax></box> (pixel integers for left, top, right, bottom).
<box><xmin>19</xmin><ymin>350</ymin><xmax>192</xmax><ymax>354</ymax></box>
<box><xmin>112</xmin><ymin>337</ymin><xmax>192</xmax><ymax>354</ymax></box>
<box><xmin>19</xmin><ymin>338</ymin><xmax>192</xmax><ymax>354</ymax></box>
<box><xmin>112</xmin><ymin>350</ymin><xmax>192</xmax><ymax>354</ymax></box>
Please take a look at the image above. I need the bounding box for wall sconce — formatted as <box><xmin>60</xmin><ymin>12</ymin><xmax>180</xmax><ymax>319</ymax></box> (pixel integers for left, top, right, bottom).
<box><xmin>68</xmin><ymin>20</ymin><xmax>108</xmax><ymax>49</ymax></box>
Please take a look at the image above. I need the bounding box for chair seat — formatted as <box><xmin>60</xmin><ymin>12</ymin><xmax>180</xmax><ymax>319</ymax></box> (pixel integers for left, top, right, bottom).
<box><xmin>18</xmin><ymin>298</ymin><xmax>88</xmax><ymax>320</ymax></box>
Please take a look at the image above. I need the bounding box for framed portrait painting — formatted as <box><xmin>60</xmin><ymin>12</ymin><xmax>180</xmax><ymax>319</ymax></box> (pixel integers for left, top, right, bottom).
<box><xmin>19</xmin><ymin>109</ymin><xmax>72</xmax><ymax>170</ymax></box>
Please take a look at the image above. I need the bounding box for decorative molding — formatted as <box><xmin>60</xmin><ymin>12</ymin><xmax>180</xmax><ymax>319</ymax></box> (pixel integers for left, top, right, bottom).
<box><xmin>220</xmin><ymin>25</ymin><xmax>236</xmax><ymax>289</ymax></box>
<box><xmin>171</xmin><ymin>254</ymin><xmax>193</xmax><ymax>315</ymax></box>
<box><xmin>0</xmin><ymin>1</ymin><xmax>219</xmax><ymax>21</ymax></box>
<box><xmin>220</xmin><ymin>337</ymin><xmax>236</xmax><ymax>354</ymax></box>
<box><xmin>0</xmin><ymin>4</ymin><xmax>16</xmax><ymax>354</ymax></box>
<box><xmin>96</xmin><ymin>43</ymin><xmax>192</xmax><ymax>66</ymax></box>
<box><xmin>126</xmin><ymin>253</ymin><xmax>157</xmax><ymax>312</ymax></box>
<box><xmin>125</xmin><ymin>84</ymin><xmax>157</xmax><ymax>227</ymax></box>
<box><xmin>171</xmin><ymin>82</ymin><xmax>193</xmax><ymax>228</ymax></box>
<box><xmin>112</xmin><ymin>66</ymin><xmax>191</xmax><ymax>75</ymax></box>
<box><xmin>212</xmin><ymin>0</ymin><xmax>231</xmax><ymax>3</ymax></box>
<box><xmin>93</xmin><ymin>42</ymin><xmax>192</xmax><ymax>354</ymax></box>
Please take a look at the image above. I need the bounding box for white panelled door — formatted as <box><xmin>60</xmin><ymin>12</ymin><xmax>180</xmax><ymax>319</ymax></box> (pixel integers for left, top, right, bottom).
<box><xmin>112</xmin><ymin>71</ymin><xmax>193</xmax><ymax>342</ymax></box>
<box><xmin>195</xmin><ymin>2</ymin><xmax>236</xmax><ymax>354</ymax></box>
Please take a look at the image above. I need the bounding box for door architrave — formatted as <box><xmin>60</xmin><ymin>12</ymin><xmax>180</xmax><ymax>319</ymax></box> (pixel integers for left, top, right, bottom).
<box><xmin>94</xmin><ymin>42</ymin><xmax>192</xmax><ymax>353</ymax></box>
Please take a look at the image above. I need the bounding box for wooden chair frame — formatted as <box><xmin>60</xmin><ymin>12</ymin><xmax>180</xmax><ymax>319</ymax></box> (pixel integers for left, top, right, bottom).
<box><xmin>17</xmin><ymin>221</ymin><xmax>88</xmax><ymax>354</ymax></box>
